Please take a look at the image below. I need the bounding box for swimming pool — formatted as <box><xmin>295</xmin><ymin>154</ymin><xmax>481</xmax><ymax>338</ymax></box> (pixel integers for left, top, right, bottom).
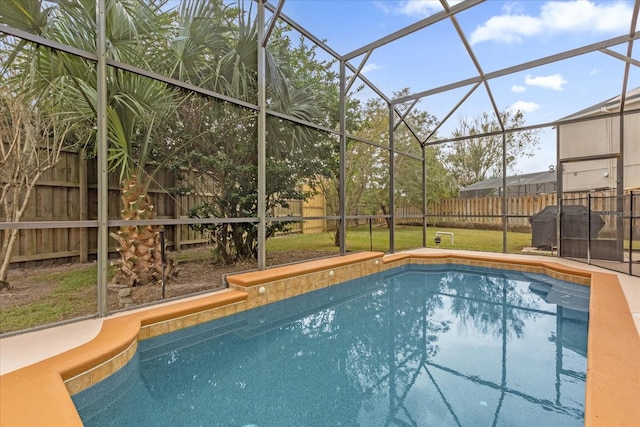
<box><xmin>72</xmin><ymin>264</ymin><xmax>589</xmax><ymax>426</ymax></box>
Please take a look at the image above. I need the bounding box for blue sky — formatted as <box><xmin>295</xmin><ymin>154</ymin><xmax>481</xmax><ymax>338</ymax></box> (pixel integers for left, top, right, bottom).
<box><xmin>278</xmin><ymin>0</ymin><xmax>639</xmax><ymax>173</ymax></box>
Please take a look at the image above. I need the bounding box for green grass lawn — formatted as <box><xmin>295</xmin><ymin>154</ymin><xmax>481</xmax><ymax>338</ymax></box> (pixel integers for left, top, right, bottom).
<box><xmin>267</xmin><ymin>225</ymin><xmax>534</xmax><ymax>254</ymax></box>
<box><xmin>0</xmin><ymin>226</ymin><xmax>535</xmax><ymax>334</ymax></box>
<box><xmin>0</xmin><ymin>266</ymin><xmax>111</xmax><ymax>334</ymax></box>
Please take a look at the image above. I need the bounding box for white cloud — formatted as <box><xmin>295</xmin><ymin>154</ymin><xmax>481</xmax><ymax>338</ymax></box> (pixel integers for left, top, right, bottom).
<box><xmin>525</xmin><ymin>74</ymin><xmax>567</xmax><ymax>91</ymax></box>
<box><xmin>509</xmin><ymin>101</ymin><xmax>540</xmax><ymax>113</ymax></box>
<box><xmin>471</xmin><ymin>14</ymin><xmax>541</xmax><ymax>44</ymax></box>
<box><xmin>373</xmin><ymin>1</ymin><xmax>392</xmax><ymax>14</ymax></box>
<box><xmin>376</xmin><ymin>0</ymin><xmax>455</xmax><ymax>18</ymax></box>
<box><xmin>589</xmin><ymin>68</ymin><xmax>601</xmax><ymax>75</ymax></box>
<box><xmin>540</xmin><ymin>1</ymin><xmax>632</xmax><ymax>33</ymax></box>
<box><xmin>512</xmin><ymin>84</ymin><xmax>527</xmax><ymax>93</ymax></box>
<box><xmin>376</xmin><ymin>0</ymin><xmax>467</xmax><ymax>18</ymax></box>
<box><xmin>501</xmin><ymin>2</ymin><xmax>525</xmax><ymax>15</ymax></box>
<box><xmin>470</xmin><ymin>1</ymin><xmax>633</xmax><ymax>45</ymax></box>
<box><xmin>398</xmin><ymin>1</ymin><xmax>441</xmax><ymax>17</ymax></box>
<box><xmin>361</xmin><ymin>63</ymin><xmax>381</xmax><ymax>74</ymax></box>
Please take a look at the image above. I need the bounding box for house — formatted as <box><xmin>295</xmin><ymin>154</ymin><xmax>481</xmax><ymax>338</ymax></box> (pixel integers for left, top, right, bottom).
<box><xmin>557</xmin><ymin>87</ymin><xmax>640</xmax><ymax>192</ymax></box>
<box><xmin>459</xmin><ymin>170</ymin><xmax>557</xmax><ymax>198</ymax></box>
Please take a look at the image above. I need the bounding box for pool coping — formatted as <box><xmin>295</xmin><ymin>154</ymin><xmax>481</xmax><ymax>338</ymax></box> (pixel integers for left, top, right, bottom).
<box><xmin>0</xmin><ymin>251</ymin><xmax>638</xmax><ymax>426</ymax></box>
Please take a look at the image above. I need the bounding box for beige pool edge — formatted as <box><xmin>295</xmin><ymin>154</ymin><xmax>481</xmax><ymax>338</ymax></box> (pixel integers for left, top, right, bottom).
<box><xmin>0</xmin><ymin>250</ymin><xmax>638</xmax><ymax>426</ymax></box>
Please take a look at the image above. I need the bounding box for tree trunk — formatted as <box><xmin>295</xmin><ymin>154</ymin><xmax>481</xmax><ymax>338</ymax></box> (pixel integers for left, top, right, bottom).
<box><xmin>380</xmin><ymin>204</ymin><xmax>391</xmax><ymax>229</ymax></box>
<box><xmin>0</xmin><ymin>172</ymin><xmax>46</xmax><ymax>289</ymax></box>
<box><xmin>0</xmin><ymin>229</ymin><xmax>19</xmax><ymax>290</ymax></box>
<box><xmin>109</xmin><ymin>175</ymin><xmax>168</xmax><ymax>287</ymax></box>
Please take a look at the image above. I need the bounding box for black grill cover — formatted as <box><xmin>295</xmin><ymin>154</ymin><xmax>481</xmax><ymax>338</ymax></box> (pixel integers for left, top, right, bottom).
<box><xmin>529</xmin><ymin>205</ymin><xmax>605</xmax><ymax>248</ymax></box>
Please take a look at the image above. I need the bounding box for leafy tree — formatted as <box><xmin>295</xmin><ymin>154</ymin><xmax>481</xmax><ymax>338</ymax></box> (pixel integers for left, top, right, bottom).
<box><xmin>444</xmin><ymin>110</ymin><xmax>540</xmax><ymax>189</ymax></box>
<box><xmin>1</xmin><ymin>0</ymin><xmax>184</xmax><ymax>287</ymax></box>
<box><xmin>391</xmin><ymin>94</ymin><xmax>457</xmax><ymax>208</ymax></box>
<box><xmin>170</xmin><ymin>15</ymin><xmax>337</xmax><ymax>263</ymax></box>
<box><xmin>0</xmin><ymin>81</ymin><xmax>73</xmax><ymax>289</ymax></box>
<box><xmin>2</xmin><ymin>0</ymin><xmax>327</xmax><ymax>276</ymax></box>
<box><xmin>317</xmin><ymin>135</ymin><xmax>386</xmax><ymax>246</ymax></box>
<box><xmin>324</xmin><ymin>89</ymin><xmax>455</xmax><ymax>238</ymax></box>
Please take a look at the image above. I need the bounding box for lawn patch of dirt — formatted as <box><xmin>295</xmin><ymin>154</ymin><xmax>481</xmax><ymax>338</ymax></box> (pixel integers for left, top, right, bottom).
<box><xmin>0</xmin><ymin>249</ymin><xmax>337</xmax><ymax>315</ymax></box>
<box><xmin>0</xmin><ymin>263</ymin><xmax>95</xmax><ymax>311</ymax></box>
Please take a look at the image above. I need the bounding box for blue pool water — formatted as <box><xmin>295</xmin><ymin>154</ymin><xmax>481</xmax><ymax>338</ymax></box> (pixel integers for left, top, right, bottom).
<box><xmin>73</xmin><ymin>264</ymin><xmax>589</xmax><ymax>426</ymax></box>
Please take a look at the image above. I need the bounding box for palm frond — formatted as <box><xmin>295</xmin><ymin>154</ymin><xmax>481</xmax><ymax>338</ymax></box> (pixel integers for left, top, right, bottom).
<box><xmin>0</xmin><ymin>0</ymin><xmax>52</xmax><ymax>35</ymax></box>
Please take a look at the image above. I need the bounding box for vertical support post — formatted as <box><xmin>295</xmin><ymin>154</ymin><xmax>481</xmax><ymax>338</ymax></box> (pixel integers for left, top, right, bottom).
<box><xmin>256</xmin><ymin>1</ymin><xmax>267</xmax><ymax>269</ymax></box>
<box><xmin>630</xmin><ymin>191</ymin><xmax>634</xmax><ymax>276</ymax></box>
<box><xmin>501</xmin><ymin>132</ymin><xmax>507</xmax><ymax>253</ymax></box>
<box><xmin>96</xmin><ymin>0</ymin><xmax>108</xmax><ymax>316</ymax></box>
<box><xmin>79</xmin><ymin>148</ymin><xmax>88</xmax><ymax>263</ymax></box>
<box><xmin>556</xmin><ymin>129</ymin><xmax>563</xmax><ymax>258</ymax></box>
<box><xmin>587</xmin><ymin>193</ymin><xmax>592</xmax><ymax>264</ymax></box>
<box><xmin>388</xmin><ymin>104</ymin><xmax>395</xmax><ymax>253</ymax></box>
<box><xmin>617</xmin><ymin>112</ymin><xmax>625</xmax><ymax>262</ymax></box>
<box><xmin>422</xmin><ymin>144</ymin><xmax>427</xmax><ymax>248</ymax></box>
<box><xmin>160</xmin><ymin>228</ymin><xmax>166</xmax><ymax>299</ymax></box>
<box><xmin>339</xmin><ymin>60</ymin><xmax>347</xmax><ymax>254</ymax></box>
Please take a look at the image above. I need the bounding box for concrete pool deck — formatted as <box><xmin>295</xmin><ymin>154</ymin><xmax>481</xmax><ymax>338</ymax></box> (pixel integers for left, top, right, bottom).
<box><xmin>1</xmin><ymin>250</ymin><xmax>639</xmax><ymax>426</ymax></box>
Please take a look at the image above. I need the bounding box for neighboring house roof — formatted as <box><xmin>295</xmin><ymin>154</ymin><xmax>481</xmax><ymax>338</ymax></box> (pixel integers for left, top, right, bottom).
<box><xmin>558</xmin><ymin>87</ymin><xmax>640</xmax><ymax>122</ymax></box>
<box><xmin>461</xmin><ymin>170</ymin><xmax>557</xmax><ymax>192</ymax></box>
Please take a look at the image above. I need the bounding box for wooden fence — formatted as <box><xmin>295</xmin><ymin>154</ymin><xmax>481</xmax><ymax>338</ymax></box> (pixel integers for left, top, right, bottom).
<box><xmin>0</xmin><ymin>151</ymin><xmax>325</xmax><ymax>266</ymax></box>
<box><xmin>270</xmin><ymin>184</ymin><xmax>326</xmax><ymax>235</ymax></box>
<box><xmin>425</xmin><ymin>193</ymin><xmax>558</xmax><ymax>227</ymax></box>
<box><xmin>424</xmin><ymin>190</ymin><xmax>632</xmax><ymax>233</ymax></box>
<box><xmin>1</xmin><ymin>148</ymin><xmax>632</xmax><ymax>266</ymax></box>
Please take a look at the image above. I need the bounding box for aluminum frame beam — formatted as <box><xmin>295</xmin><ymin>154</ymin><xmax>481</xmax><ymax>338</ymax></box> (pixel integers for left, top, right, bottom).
<box><xmin>394</xmin><ymin>33</ymin><xmax>640</xmax><ymax>105</ymax></box>
<box><xmin>257</xmin><ymin>1</ymin><xmax>267</xmax><ymax>270</ymax></box>
<box><xmin>96</xmin><ymin>0</ymin><xmax>108</xmax><ymax>317</ymax></box>
<box><xmin>343</xmin><ymin>0</ymin><xmax>484</xmax><ymax>60</ymax></box>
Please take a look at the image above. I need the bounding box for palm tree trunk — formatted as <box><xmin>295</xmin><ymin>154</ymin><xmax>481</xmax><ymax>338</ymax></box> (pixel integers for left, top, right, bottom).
<box><xmin>109</xmin><ymin>175</ymin><xmax>164</xmax><ymax>287</ymax></box>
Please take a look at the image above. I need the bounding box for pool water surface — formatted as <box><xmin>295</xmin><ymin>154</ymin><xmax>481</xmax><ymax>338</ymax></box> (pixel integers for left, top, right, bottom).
<box><xmin>73</xmin><ymin>264</ymin><xmax>589</xmax><ymax>426</ymax></box>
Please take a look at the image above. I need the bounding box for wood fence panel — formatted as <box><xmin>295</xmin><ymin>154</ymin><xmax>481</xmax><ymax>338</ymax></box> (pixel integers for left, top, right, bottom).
<box><xmin>302</xmin><ymin>207</ymin><xmax>325</xmax><ymax>233</ymax></box>
<box><xmin>272</xmin><ymin>200</ymin><xmax>303</xmax><ymax>234</ymax></box>
<box><xmin>4</xmin><ymin>148</ymin><xmax>635</xmax><ymax>265</ymax></box>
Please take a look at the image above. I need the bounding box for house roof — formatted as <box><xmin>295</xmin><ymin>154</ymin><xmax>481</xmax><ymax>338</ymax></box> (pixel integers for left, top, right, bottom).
<box><xmin>461</xmin><ymin>170</ymin><xmax>557</xmax><ymax>192</ymax></box>
<box><xmin>558</xmin><ymin>87</ymin><xmax>640</xmax><ymax>122</ymax></box>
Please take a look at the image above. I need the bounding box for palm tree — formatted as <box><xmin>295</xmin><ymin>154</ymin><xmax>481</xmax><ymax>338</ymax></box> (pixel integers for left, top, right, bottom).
<box><xmin>157</xmin><ymin>1</ymin><xmax>329</xmax><ymax>263</ymax></box>
<box><xmin>1</xmin><ymin>0</ymin><xmax>329</xmax><ymax>281</ymax></box>
<box><xmin>1</xmin><ymin>0</ymin><xmax>178</xmax><ymax>286</ymax></box>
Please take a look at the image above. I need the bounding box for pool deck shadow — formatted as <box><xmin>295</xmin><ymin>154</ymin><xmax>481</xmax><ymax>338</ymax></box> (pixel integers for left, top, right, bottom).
<box><xmin>0</xmin><ymin>250</ymin><xmax>638</xmax><ymax>426</ymax></box>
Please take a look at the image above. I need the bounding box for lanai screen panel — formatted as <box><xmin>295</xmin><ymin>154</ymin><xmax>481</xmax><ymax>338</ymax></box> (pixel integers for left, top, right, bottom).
<box><xmin>624</xmin><ymin>112</ymin><xmax>640</xmax><ymax>188</ymax></box>
<box><xmin>559</xmin><ymin>116</ymin><xmax>621</xmax><ymax>159</ymax></box>
<box><xmin>560</xmin><ymin>112</ymin><xmax>640</xmax><ymax>192</ymax></box>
